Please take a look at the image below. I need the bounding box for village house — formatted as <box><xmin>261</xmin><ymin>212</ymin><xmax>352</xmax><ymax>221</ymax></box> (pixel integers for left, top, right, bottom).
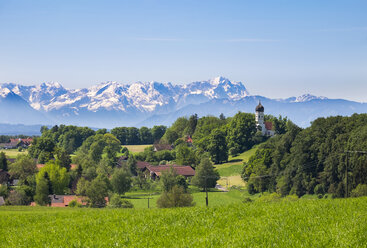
<box><xmin>136</xmin><ymin>161</ymin><xmax>151</xmax><ymax>171</ymax></box>
<box><xmin>0</xmin><ymin>138</ymin><xmax>33</xmax><ymax>149</ymax></box>
<box><xmin>30</xmin><ymin>195</ymin><xmax>109</xmax><ymax>207</ymax></box>
<box><xmin>49</xmin><ymin>195</ymin><xmax>88</xmax><ymax>207</ymax></box>
<box><xmin>144</xmin><ymin>165</ymin><xmax>195</xmax><ymax>180</ymax></box>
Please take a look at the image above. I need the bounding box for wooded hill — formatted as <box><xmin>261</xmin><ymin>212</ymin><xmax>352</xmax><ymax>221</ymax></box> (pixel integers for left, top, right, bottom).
<box><xmin>243</xmin><ymin>114</ymin><xmax>367</xmax><ymax>197</ymax></box>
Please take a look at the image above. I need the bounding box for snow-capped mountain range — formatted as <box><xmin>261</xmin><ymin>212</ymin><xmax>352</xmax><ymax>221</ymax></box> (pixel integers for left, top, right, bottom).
<box><xmin>0</xmin><ymin>77</ymin><xmax>366</xmax><ymax>129</ymax></box>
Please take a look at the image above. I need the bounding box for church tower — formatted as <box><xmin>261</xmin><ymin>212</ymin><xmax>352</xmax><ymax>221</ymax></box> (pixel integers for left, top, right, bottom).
<box><xmin>255</xmin><ymin>101</ymin><xmax>265</xmax><ymax>134</ymax></box>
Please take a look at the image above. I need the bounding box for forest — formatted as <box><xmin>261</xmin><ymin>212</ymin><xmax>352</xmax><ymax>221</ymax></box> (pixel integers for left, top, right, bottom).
<box><xmin>242</xmin><ymin>114</ymin><xmax>367</xmax><ymax>198</ymax></box>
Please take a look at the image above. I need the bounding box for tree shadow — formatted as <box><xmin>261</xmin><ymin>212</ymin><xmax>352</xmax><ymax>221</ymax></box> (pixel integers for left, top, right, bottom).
<box><xmin>228</xmin><ymin>159</ymin><xmax>243</xmax><ymax>163</ymax></box>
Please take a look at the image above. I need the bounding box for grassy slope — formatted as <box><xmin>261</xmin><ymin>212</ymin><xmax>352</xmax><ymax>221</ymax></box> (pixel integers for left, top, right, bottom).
<box><xmin>1</xmin><ymin>198</ymin><xmax>367</xmax><ymax>247</ymax></box>
<box><xmin>214</xmin><ymin>145</ymin><xmax>258</xmax><ymax>187</ymax></box>
<box><xmin>215</xmin><ymin>145</ymin><xmax>258</xmax><ymax>177</ymax></box>
<box><xmin>1</xmin><ymin>149</ymin><xmax>27</xmax><ymax>159</ymax></box>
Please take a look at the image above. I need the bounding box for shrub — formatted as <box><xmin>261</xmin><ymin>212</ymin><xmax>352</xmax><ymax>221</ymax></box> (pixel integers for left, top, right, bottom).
<box><xmin>257</xmin><ymin>192</ymin><xmax>281</xmax><ymax>202</ymax></box>
<box><xmin>314</xmin><ymin>184</ymin><xmax>325</xmax><ymax>195</ymax></box>
<box><xmin>68</xmin><ymin>199</ymin><xmax>82</xmax><ymax>208</ymax></box>
<box><xmin>0</xmin><ymin>184</ymin><xmax>9</xmax><ymax>198</ymax></box>
<box><xmin>6</xmin><ymin>189</ymin><xmax>30</xmax><ymax>205</ymax></box>
<box><xmin>247</xmin><ymin>182</ymin><xmax>256</xmax><ymax>195</ymax></box>
<box><xmin>351</xmin><ymin>184</ymin><xmax>367</xmax><ymax>197</ymax></box>
<box><xmin>108</xmin><ymin>194</ymin><xmax>134</xmax><ymax>208</ymax></box>
<box><xmin>283</xmin><ymin>194</ymin><xmax>298</xmax><ymax>202</ymax></box>
<box><xmin>157</xmin><ymin>186</ymin><xmax>195</xmax><ymax>208</ymax></box>
<box><xmin>243</xmin><ymin>197</ymin><xmax>253</xmax><ymax>203</ymax></box>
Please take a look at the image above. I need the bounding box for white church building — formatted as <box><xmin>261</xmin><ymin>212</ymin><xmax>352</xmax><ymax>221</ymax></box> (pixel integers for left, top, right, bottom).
<box><xmin>255</xmin><ymin>101</ymin><xmax>275</xmax><ymax>136</ymax></box>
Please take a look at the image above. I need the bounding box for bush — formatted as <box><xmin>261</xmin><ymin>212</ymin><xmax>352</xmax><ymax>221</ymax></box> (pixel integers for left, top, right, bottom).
<box><xmin>257</xmin><ymin>192</ymin><xmax>281</xmax><ymax>202</ymax></box>
<box><xmin>6</xmin><ymin>190</ymin><xmax>30</xmax><ymax>205</ymax></box>
<box><xmin>247</xmin><ymin>182</ymin><xmax>256</xmax><ymax>195</ymax></box>
<box><xmin>68</xmin><ymin>199</ymin><xmax>82</xmax><ymax>208</ymax></box>
<box><xmin>157</xmin><ymin>186</ymin><xmax>195</xmax><ymax>208</ymax></box>
<box><xmin>108</xmin><ymin>194</ymin><xmax>134</xmax><ymax>208</ymax></box>
<box><xmin>283</xmin><ymin>194</ymin><xmax>298</xmax><ymax>202</ymax></box>
<box><xmin>351</xmin><ymin>184</ymin><xmax>367</xmax><ymax>197</ymax></box>
<box><xmin>314</xmin><ymin>184</ymin><xmax>325</xmax><ymax>195</ymax></box>
<box><xmin>0</xmin><ymin>184</ymin><xmax>9</xmax><ymax>198</ymax></box>
<box><xmin>243</xmin><ymin>197</ymin><xmax>253</xmax><ymax>203</ymax></box>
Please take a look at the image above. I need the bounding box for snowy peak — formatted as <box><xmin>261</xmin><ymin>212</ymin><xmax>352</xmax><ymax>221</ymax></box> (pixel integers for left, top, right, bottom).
<box><xmin>0</xmin><ymin>77</ymin><xmax>251</xmax><ymax>113</ymax></box>
<box><xmin>0</xmin><ymin>87</ymin><xmax>12</xmax><ymax>98</ymax></box>
<box><xmin>293</xmin><ymin>94</ymin><xmax>328</xmax><ymax>103</ymax></box>
<box><xmin>183</xmin><ymin>76</ymin><xmax>249</xmax><ymax>100</ymax></box>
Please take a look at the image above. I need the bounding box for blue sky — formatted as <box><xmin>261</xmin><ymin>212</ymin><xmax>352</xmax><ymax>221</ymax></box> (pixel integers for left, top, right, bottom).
<box><xmin>0</xmin><ymin>0</ymin><xmax>366</xmax><ymax>101</ymax></box>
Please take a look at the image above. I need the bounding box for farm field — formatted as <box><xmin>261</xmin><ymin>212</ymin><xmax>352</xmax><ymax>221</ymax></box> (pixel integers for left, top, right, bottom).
<box><xmin>1</xmin><ymin>149</ymin><xmax>27</xmax><ymax>159</ymax></box>
<box><xmin>1</xmin><ymin>197</ymin><xmax>367</xmax><ymax>247</ymax></box>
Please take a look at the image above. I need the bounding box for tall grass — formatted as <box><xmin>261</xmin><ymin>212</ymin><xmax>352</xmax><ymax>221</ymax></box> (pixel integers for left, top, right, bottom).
<box><xmin>1</xmin><ymin>198</ymin><xmax>367</xmax><ymax>247</ymax></box>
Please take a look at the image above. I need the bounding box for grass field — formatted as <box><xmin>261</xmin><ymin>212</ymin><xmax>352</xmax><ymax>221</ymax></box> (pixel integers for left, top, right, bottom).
<box><xmin>125</xmin><ymin>189</ymin><xmax>244</xmax><ymax>209</ymax></box>
<box><xmin>121</xmin><ymin>144</ymin><xmax>152</xmax><ymax>154</ymax></box>
<box><xmin>214</xmin><ymin>146</ymin><xmax>258</xmax><ymax>177</ymax></box>
<box><xmin>1</xmin><ymin>197</ymin><xmax>367</xmax><ymax>247</ymax></box>
<box><xmin>217</xmin><ymin>175</ymin><xmax>246</xmax><ymax>187</ymax></box>
<box><xmin>1</xmin><ymin>149</ymin><xmax>27</xmax><ymax>159</ymax></box>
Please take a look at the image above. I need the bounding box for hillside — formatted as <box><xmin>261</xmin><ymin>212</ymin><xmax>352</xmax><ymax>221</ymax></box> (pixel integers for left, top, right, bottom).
<box><xmin>215</xmin><ymin>146</ymin><xmax>259</xmax><ymax>188</ymax></box>
<box><xmin>1</xmin><ymin>198</ymin><xmax>367</xmax><ymax>247</ymax></box>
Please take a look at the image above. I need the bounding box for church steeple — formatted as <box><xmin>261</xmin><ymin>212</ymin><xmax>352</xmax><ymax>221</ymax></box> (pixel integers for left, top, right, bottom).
<box><xmin>255</xmin><ymin>100</ymin><xmax>265</xmax><ymax>134</ymax></box>
<box><xmin>255</xmin><ymin>100</ymin><xmax>264</xmax><ymax>112</ymax></box>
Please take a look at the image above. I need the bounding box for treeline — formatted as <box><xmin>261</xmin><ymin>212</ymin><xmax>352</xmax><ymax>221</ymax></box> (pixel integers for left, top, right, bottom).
<box><xmin>111</xmin><ymin>125</ymin><xmax>166</xmax><ymax>145</ymax></box>
<box><xmin>153</xmin><ymin>113</ymin><xmax>288</xmax><ymax>164</ymax></box>
<box><xmin>27</xmin><ymin>125</ymin><xmax>167</xmax><ymax>163</ymax></box>
<box><xmin>242</xmin><ymin>114</ymin><xmax>367</xmax><ymax>198</ymax></box>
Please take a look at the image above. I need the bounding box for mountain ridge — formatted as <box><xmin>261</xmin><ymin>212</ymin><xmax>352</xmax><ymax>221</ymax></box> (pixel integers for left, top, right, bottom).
<box><xmin>0</xmin><ymin>77</ymin><xmax>365</xmax><ymax>129</ymax></box>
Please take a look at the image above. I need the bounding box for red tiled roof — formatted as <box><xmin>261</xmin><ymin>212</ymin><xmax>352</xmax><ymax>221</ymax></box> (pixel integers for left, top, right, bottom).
<box><xmin>10</xmin><ymin>138</ymin><xmax>33</xmax><ymax>145</ymax></box>
<box><xmin>148</xmin><ymin>165</ymin><xmax>195</xmax><ymax>177</ymax></box>
<box><xmin>37</xmin><ymin>164</ymin><xmax>45</xmax><ymax>169</ymax></box>
<box><xmin>136</xmin><ymin>161</ymin><xmax>151</xmax><ymax>169</ymax></box>
<box><xmin>63</xmin><ymin>195</ymin><xmax>87</xmax><ymax>206</ymax></box>
<box><xmin>265</xmin><ymin>121</ymin><xmax>273</xmax><ymax>131</ymax></box>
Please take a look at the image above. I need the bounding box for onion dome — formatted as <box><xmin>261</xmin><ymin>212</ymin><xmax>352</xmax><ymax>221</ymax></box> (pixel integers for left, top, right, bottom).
<box><xmin>255</xmin><ymin>101</ymin><xmax>264</xmax><ymax>112</ymax></box>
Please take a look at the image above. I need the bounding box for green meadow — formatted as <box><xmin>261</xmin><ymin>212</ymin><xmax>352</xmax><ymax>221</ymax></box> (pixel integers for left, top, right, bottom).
<box><xmin>124</xmin><ymin>189</ymin><xmax>244</xmax><ymax>209</ymax></box>
<box><xmin>1</xmin><ymin>197</ymin><xmax>367</xmax><ymax>247</ymax></box>
<box><xmin>215</xmin><ymin>145</ymin><xmax>258</xmax><ymax>177</ymax></box>
<box><xmin>1</xmin><ymin>149</ymin><xmax>27</xmax><ymax>159</ymax></box>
